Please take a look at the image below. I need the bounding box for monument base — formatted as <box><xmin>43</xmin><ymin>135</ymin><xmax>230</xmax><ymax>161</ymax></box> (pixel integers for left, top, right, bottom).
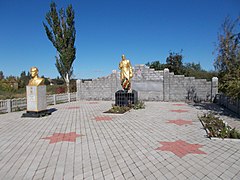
<box><xmin>115</xmin><ymin>90</ymin><xmax>138</xmax><ymax>106</ymax></box>
<box><xmin>26</xmin><ymin>85</ymin><xmax>47</xmax><ymax>112</ymax></box>
<box><xmin>21</xmin><ymin>110</ymin><xmax>52</xmax><ymax>118</ymax></box>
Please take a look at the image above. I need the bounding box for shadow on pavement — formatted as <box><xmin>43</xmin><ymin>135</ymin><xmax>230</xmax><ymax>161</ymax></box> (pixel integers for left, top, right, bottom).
<box><xmin>48</xmin><ymin>108</ymin><xmax>57</xmax><ymax>113</ymax></box>
<box><xmin>191</xmin><ymin>102</ymin><xmax>240</xmax><ymax>120</ymax></box>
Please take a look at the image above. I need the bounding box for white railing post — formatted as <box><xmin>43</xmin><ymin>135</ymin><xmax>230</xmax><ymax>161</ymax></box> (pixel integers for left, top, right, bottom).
<box><xmin>53</xmin><ymin>94</ymin><xmax>56</xmax><ymax>105</ymax></box>
<box><xmin>2</xmin><ymin>92</ymin><xmax>78</xmax><ymax>114</ymax></box>
<box><xmin>68</xmin><ymin>93</ymin><xmax>71</xmax><ymax>102</ymax></box>
<box><xmin>7</xmin><ymin>99</ymin><xmax>12</xmax><ymax>113</ymax></box>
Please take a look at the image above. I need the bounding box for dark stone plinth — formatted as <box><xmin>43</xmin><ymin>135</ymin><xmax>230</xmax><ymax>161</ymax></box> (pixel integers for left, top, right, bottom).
<box><xmin>115</xmin><ymin>90</ymin><xmax>138</xmax><ymax>106</ymax></box>
<box><xmin>21</xmin><ymin>109</ymin><xmax>52</xmax><ymax>118</ymax></box>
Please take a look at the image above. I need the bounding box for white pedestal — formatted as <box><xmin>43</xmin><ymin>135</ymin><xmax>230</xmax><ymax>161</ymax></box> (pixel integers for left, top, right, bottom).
<box><xmin>27</xmin><ymin>85</ymin><xmax>47</xmax><ymax>112</ymax></box>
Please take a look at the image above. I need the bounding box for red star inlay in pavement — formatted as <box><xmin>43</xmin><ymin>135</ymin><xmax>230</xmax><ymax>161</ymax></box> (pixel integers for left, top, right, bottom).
<box><xmin>42</xmin><ymin>132</ymin><xmax>83</xmax><ymax>144</ymax></box>
<box><xmin>95</xmin><ymin>116</ymin><xmax>112</xmax><ymax>121</ymax></box>
<box><xmin>155</xmin><ymin>140</ymin><xmax>207</xmax><ymax>158</ymax></box>
<box><xmin>66</xmin><ymin>106</ymin><xmax>80</xmax><ymax>109</ymax></box>
<box><xmin>167</xmin><ymin>119</ymin><xmax>192</xmax><ymax>126</ymax></box>
<box><xmin>170</xmin><ymin>109</ymin><xmax>189</xmax><ymax>113</ymax></box>
<box><xmin>173</xmin><ymin>104</ymin><xmax>186</xmax><ymax>106</ymax></box>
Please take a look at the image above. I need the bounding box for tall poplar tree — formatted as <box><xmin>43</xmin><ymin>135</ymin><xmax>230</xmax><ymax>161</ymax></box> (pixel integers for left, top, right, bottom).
<box><xmin>214</xmin><ymin>16</ymin><xmax>240</xmax><ymax>98</ymax></box>
<box><xmin>43</xmin><ymin>2</ymin><xmax>76</xmax><ymax>93</ymax></box>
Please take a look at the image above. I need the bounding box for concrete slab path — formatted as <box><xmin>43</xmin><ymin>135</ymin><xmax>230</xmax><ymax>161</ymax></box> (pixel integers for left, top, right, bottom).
<box><xmin>0</xmin><ymin>101</ymin><xmax>239</xmax><ymax>180</ymax></box>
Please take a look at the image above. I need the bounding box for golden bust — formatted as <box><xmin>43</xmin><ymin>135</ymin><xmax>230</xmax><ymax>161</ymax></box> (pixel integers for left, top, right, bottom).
<box><xmin>28</xmin><ymin>67</ymin><xmax>45</xmax><ymax>86</ymax></box>
<box><xmin>119</xmin><ymin>54</ymin><xmax>133</xmax><ymax>90</ymax></box>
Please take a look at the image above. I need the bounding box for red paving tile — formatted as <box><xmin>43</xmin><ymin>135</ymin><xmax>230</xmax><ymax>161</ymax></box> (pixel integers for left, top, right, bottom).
<box><xmin>2</xmin><ymin>101</ymin><xmax>240</xmax><ymax>179</ymax></box>
<box><xmin>166</xmin><ymin>119</ymin><xmax>192</xmax><ymax>126</ymax></box>
<box><xmin>170</xmin><ymin>109</ymin><xmax>189</xmax><ymax>113</ymax></box>
<box><xmin>155</xmin><ymin>140</ymin><xmax>207</xmax><ymax>158</ymax></box>
<box><xmin>42</xmin><ymin>132</ymin><xmax>83</xmax><ymax>144</ymax></box>
<box><xmin>95</xmin><ymin>116</ymin><xmax>112</xmax><ymax>121</ymax></box>
<box><xmin>172</xmin><ymin>104</ymin><xmax>186</xmax><ymax>106</ymax></box>
<box><xmin>89</xmin><ymin>102</ymin><xmax>99</xmax><ymax>104</ymax></box>
<box><xmin>66</xmin><ymin>106</ymin><xmax>80</xmax><ymax>109</ymax></box>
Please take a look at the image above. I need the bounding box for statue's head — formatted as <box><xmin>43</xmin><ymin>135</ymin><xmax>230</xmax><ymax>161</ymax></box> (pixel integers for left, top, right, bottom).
<box><xmin>122</xmin><ymin>54</ymin><xmax>126</xmax><ymax>60</ymax></box>
<box><xmin>30</xmin><ymin>67</ymin><xmax>39</xmax><ymax>78</ymax></box>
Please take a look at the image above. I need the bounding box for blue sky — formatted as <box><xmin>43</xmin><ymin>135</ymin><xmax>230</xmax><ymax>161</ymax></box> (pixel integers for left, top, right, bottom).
<box><xmin>0</xmin><ymin>0</ymin><xmax>239</xmax><ymax>79</ymax></box>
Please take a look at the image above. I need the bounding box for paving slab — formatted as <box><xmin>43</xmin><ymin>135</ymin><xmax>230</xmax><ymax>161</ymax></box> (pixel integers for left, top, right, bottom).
<box><xmin>0</xmin><ymin>101</ymin><xmax>240</xmax><ymax>180</ymax></box>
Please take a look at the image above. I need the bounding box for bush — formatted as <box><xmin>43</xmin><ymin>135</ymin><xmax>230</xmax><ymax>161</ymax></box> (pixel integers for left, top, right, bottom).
<box><xmin>0</xmin><ymin>87</ymin><xmax>25</xmax><ymax>100</ymax></box>
<box><xmin>105</xmin><ymin>105</ymin><xmax>131</xmax><ymax>114</ymax></box>
<box><xmin>105</xmin><ymin>101</ymin><xmax>145</xmax><ymax>114</ymax></box>
<box><xmin>133</xmin><ymin>101</ymin><xmax>145</xmax><ymax>109</ymax></box>
<box><xmin>56</xmin><ymin>86</ymin><xmax>66</xmax><ymax>94</ymax></box>
<box><xmin>199</xmin><ymin>113</ymin><xmax>240</xmax><ymax>139</ymax></box>
<box><xmin>46</xmin><ymin>85</ymin><xmax>66</xmax><ymax>94</ymax></box>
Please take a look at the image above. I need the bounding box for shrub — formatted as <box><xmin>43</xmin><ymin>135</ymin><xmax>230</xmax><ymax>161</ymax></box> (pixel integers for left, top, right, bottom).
<box><xmin>199</xmin><ymin>113</ymin><xmax>240</xmax><ymax>139</ymax></box>
<box><xmin>105</xmin><ymin>101</ymin><xmax>145</xmax><ymax>114</ymax></box>
<box><xmin>133</xmin><ymin>101</ymin><xmax>145</xmax><ymax>109</ymax></box>
<box><xmin>105</xmin><ymin>105</ymin><xmax>131</xmax><ymax>114</ymax></box>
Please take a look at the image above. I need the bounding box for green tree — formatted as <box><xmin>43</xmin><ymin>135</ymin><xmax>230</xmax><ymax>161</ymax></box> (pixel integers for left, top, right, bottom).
<box><xmin>41</xmin><ymin>75</ymin><xmax>51</xmax><ymax>86</ymax></box>
<box><xmin>184</xmin><ymin>62</ymin><xmax>202</xmax><ymax>71</ymax></box>
<box><xmin>166</xmin><ymin>51</ymin><xmax>184</xmax><ymax>75</ymax></box>
<box><xmin>43</xmin><ymin>2</ymin><xmax>76</xmax><ymax>93</ymax></box>
<box><xmin>183</xmin><ymin>62</ymin><xmax>212</xmax><ymax>80</ymax></box>
<box><xmin>145</xmin><ymin>61</ymin><xmax>167</xmax><ymax>70</ymax></box>
<box><xmin>18</xmin><ymin>71</ymin><xmax>30</xmax><ymax>88</ymax></box>
<box><xmin>0</xmin><ymin>71</ymin><xmax>4</xmax><ymax>80</ymax></box>
<box><xmin>6</xmin><ymin>75</ymin><xmax>17</xmax><ymax>81</ymax></box>
<box><xmin>181</xmin><ymin>62</ymin><xmax>218</xmax><ymax>80</ymax></box>
<box><xmin>214</xmin><ymin>16</ymin><xmax>240</xmax><ymax>98</ymax></box>
<box><xmin>146</xmin><ymin>59</ymin><xmax>217</xmax><ymax>80</ymax></box>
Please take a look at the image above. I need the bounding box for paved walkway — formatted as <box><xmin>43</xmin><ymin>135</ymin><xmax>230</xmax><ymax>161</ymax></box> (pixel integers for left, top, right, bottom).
<box><xmin>0</xmin><ymin>101</ymin><xmax>240</xmax><ymax>180</ymax></box>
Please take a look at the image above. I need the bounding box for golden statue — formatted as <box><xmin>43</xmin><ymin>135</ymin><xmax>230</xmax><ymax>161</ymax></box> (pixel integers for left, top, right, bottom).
<box><xmin>119</xmin><ymin>54</ymin><xmax>133</xmax><ymax>90</ymax></box>
<box><xmin>28</xmin><ymin>67</ymin><xmax>45</xmax><ymax>86</ymax></box>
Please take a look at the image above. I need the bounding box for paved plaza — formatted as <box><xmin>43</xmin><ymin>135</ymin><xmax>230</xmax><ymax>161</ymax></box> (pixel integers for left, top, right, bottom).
<box><xmin>0</xmin><ymin>101</ymin><xmax>240</xmax><ymax>180</ymax></box>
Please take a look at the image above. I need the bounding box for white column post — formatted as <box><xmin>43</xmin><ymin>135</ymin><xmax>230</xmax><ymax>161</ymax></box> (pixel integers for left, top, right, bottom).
<box><xmin>7</xmin><ymin>99</ymin><xmax>12</xmax><ymax>113</ymax></box>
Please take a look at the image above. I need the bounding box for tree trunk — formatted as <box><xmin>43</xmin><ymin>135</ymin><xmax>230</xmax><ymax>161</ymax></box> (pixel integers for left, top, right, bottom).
<box><xmin>65</xmin><ymin>73</ymin><xmax>70</xmax><ymax>93</ymax></box>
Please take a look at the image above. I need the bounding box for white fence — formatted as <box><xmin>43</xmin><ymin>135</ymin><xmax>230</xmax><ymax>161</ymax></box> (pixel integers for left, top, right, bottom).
<box><xmin>0</xmin><ymin>92</ymin><xmax>77</xmax><ymax>114</ymax></box>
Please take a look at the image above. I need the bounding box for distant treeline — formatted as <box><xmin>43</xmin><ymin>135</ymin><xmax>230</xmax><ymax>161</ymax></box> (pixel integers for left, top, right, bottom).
<box><xmin>146</xmin><ymin>51</ymin><xmax>218</xmax><ymax>81</ymax></box>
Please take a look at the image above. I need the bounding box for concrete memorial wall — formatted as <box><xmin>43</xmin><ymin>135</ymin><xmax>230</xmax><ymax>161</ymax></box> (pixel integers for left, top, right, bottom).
<box><xmin>76</xmin><ymin>64</ymin><xmax>218</xmax><ymax>102</ymax></box>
